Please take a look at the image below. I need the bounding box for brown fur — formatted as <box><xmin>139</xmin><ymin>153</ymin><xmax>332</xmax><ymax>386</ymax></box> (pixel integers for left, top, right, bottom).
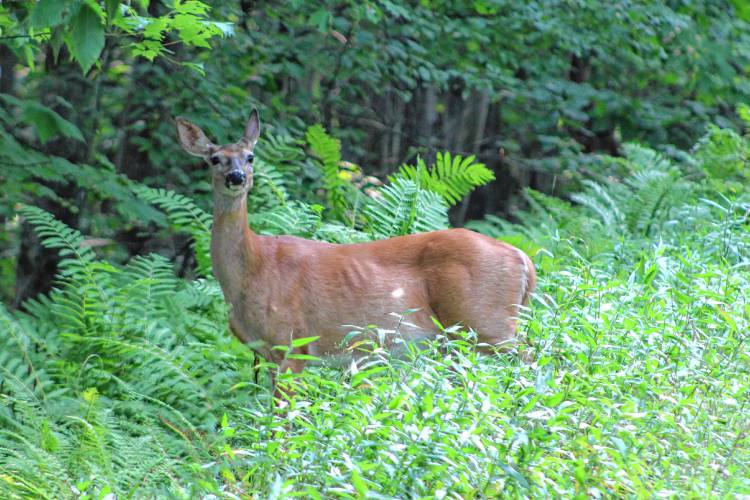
<box><xmin>176</xmin><ymin>112</ymin><xmax>537</xmax><ymax>396</ymax></box>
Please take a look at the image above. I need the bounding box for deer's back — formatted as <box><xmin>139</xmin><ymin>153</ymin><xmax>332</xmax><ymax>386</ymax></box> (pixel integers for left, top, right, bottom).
<box><xmin>249</xmin><ymin>229</ymin><xmax>530</xmax><ymax>356</ymax></box>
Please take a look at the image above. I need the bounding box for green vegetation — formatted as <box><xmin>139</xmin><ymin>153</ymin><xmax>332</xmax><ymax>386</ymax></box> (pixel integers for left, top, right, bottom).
<box><xmin>1</xmin><ymin>1</ymin><xmax>749</xmax><ymax>498</ymax></box>
<box><xmin>2</xmin><ymin>117</ymin><xmax>749</xmax><ymax>497</ymax></box>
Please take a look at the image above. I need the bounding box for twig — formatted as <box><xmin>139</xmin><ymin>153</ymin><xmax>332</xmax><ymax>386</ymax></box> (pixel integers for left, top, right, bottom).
<box><xmin>0</xmin><ymin>32</ymin><xmax>52</xmax><ymax>40</ymax></box>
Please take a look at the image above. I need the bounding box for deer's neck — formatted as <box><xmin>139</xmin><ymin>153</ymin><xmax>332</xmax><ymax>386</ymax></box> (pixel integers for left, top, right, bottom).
<box><xmin>211</xmin><ymin>194</ymin><xmax>262</xmax><ymax>294</ymax></box>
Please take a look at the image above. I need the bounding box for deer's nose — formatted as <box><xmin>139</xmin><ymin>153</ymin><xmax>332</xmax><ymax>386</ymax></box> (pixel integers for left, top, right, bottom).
<box><xmin>225</xmin><ymin>170</ymin><xmax>246</xmax><ymax>188</ymax></box>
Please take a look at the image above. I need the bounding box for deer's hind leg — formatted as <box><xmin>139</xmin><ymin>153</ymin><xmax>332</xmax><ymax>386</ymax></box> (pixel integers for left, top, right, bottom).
<box><xmin>444</xmin><ymin>273</ymin><xmax>530</xmax><ymax>358</ymax></box>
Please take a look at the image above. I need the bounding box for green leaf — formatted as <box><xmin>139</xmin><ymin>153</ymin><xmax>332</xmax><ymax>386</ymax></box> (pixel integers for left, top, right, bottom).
<box><xmin>350</xmin><ymin>468</ymin><xmax>368</xmax><ymax>496</ymax></box>
<box><xmin>731</xmin><ymin>0</ymin><xmax>750</xmax><ymax>21</ymax></box>
<box><xmin>68</xmin><ymin>4</ymin><xmax>105</xmax><ymax>73</ymax></box>
<box><xmin>22</xmin><ymin>44</ymin><xmax>35</xmax><ymax>71</ymax></box>
<box><xmin>738</xmin><ymin>104</ymin><xmax>750</xmax><ymax>130</ymax></box>
<box><xmin>545</xmin><ymin>392</ymin><xmax>566</xmax><ymax>407</ymax></box>
<box><xmin>178</xmin><ymin>1</ymin><xmax>210</xmax><ymax>15</ymax></box>
<box><xmin>308</xmin><ymin>9</ymin><xmax>329</xmax><ymax>32</ymax></box>
<box><xmin>181</xmin><ymin>61</ymin><xmax>206</xmax><ymax>76</ymax></box>
<box><xmin>7</xmin><ymin>98</ymin><xmax>85</xmax><ymax>144</ymax></box>
<box><xmin>105</xmin><ymin>0</ymin><xmax>120</xmax><ymax>24</ymax></box>
<box><xmin>39</xmin><ymin>420</ymin><xmax>59</xmax><ymax>452</ymax></box>
<box><xmin>50</xmin><ymin>27</ymin><xmax>65</xmax><ymax>63</ymax></box>
<box><xmin>30</xmin><ymin>0</ymin><xmax>69</xmax><ymax>29</ymax></box>
<box><xmin>291</xmin><ymin>336</ymin><xmax>321</xmax><ymax>348</ymax></box>
<box><xmin>498</xmin><ymin>462</ymin><xmax>531</xmax><ymax>488</ymax></box>
<box><xmin>286</xmin><ymin>354</ymin><xmax>321</xmax><ymax>361</ymax></box>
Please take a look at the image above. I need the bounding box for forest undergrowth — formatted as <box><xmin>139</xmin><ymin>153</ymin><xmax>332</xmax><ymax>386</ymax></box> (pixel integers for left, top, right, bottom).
<box><xmin>1</xmin><ymin>122</ymin><xmax>749</xmax><ymax>498</ymax></box>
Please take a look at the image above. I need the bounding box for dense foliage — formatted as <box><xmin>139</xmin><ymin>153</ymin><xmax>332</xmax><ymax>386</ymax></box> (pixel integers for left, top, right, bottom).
<box><xmin>3</xmin><ymin>0</ymin><xmax>750</xmax><ymax>303</ymax></box>
<box><xmin>1</xmin><ymin>0</ymin><xmax>749</xmax><ymax>497</ymax></box>
<box><xmin>2</xmin><ymin>113</ymin><xmax>749</xmax><ymax>497</ymax></box>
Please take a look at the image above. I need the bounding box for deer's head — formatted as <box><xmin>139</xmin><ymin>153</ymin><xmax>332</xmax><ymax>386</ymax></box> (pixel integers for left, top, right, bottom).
<box><xmin>176</xmin><ymin>110</ymin><xmax>261</xmax><ymax>197</ymax></box>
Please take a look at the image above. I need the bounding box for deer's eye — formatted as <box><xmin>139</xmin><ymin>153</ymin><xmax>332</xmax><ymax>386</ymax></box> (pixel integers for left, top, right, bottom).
<box><xmin>210</xmin><ymin>155</ymin><xmax>221</xmax><ymax>166</ymax></box>
<box><xmin>246</xmin><ymin>153</ymin><xmax>254</xmax><ymax>164</ymax></box>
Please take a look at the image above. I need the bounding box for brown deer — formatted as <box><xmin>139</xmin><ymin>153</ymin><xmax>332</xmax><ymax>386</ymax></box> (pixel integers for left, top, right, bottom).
<box><xmin>176</xmin><ymin>110</ymin><xmax>536</xmax><ymax>397</ymax></box>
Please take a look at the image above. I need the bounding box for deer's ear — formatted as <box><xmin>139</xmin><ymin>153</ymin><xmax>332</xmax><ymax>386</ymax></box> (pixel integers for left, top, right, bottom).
<box><xmin>176</xmin><ymin>117</ymin><xmax>215</xmax><ymax>157</ymax></box>
<box><xmin>241</xmin><ymin>109</ymin><xmax>261</xmax><ymax>146</ymax></box>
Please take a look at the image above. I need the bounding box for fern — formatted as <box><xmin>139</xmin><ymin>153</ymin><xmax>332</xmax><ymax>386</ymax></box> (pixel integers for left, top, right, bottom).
<box><xmin>692</xmin><ymin>124</ymin><xmax>750</xmax><ymax>180</ymax></box>
<box><xmin>306</xmin><ymin>124</ymin><xmax>356</xmax><ymax>219</ymax></box>
<box><xmin>570</xmin><ymin>179</ymin><xmax>626</xmax><ymax>232</ymax></box>
<box><xmin>1</xmin><ymin>205</ymin><xmax>257</xmax><ymax>496</ymax></box>
<box><xmin>466</xmin><ymin>197</ymin><xmax>562</xmax><ymax>260</ymax></box>
<box><xmin>470</xmin><ymin>143</ymin><xmax>696</xmax><ymax>263</ymax></box>
<box><xmin>238</xmin><ymin>133</ymin><xmax>306</xmax><ymax>215</ymax></box>
<box><xmin>625</xmin><ymin>169</ymin><xmax>683</xmax><ymax>235</ymax></box>
<box><xmin>391</xmin><ymin>152</ymin><xmax>495</xmax><ymax>205</ymax></box>
<box><xmin>251</xmin><ymin>200</ymin><xmax>322</xmax><ymax>237</ymax></box>
<box><xmin>17</xmin><ymin>205</ymin><xmax>97</xmax><ymax>279</ymax></box>
<box><xmin>133</xmin><ymin>186</ymin><xmax>213</xmax><ymax>275</ymax></box>
<box><xmin>255</xmin><ymin>132</ymin><xmax>304</xmax><ymax>196</ymax></box>
<box><xmin>364</xmin><ymin>178</ymin><xmax>449</xmax><ymax>238</ymax></box>
<box><xmin>570</xmin><ymin>145</ymin><xmax>691</xmax><ymax>236</ymax></box>
<box><xmin>247</xmin><ymin>158</ymin><xmax>291</xmax><ymax>211</ymax></box>
<box><xmin>17</xmin><ymin>205</ymin><xmax>113</xmax><ymax>337</ymax></box>
<box><xmin>256</xmin><ymin>132</ymin><xmax>305</xmax><ymax>176</ymax></box>
<box><xmin>0</xmin><ymin>307</ymin><xmax>53</xmax><ymax>404</ymax></box>
<box><xmin>112</xmin><ymin>254</ymin><xmax>180</xmax><ymax>329</ymax></box>
<box><xmin>175</xmin><ymin>277</ymin><xmax>223</xmax><ymax>309</ymax></box>
<box><xmin>413</xmin><ymin>189</ymin><xmax>452</xmax><ymax>233</ymax></box>
<box><xmin>621</xmin><ymin>143</ymin><xmax>675</xmax><ymax>173</ymax></box>
<box><xmin>314</xmin><ymin>222</ymin><xmax>372</xmax><ymax>243</ymax></box>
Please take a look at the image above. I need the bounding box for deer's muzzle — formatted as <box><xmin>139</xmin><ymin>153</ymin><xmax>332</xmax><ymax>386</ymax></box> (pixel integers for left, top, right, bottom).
<box><xmin>225</xmin><ymin>170</ymin><xmax>246</xmax><ymax>188</ymax></box>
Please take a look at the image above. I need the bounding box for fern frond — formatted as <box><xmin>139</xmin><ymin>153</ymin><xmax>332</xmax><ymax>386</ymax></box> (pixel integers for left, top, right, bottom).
<box><xmin>314</xmin><ymin>222</ymin><xmax>372</xmax><ymax>244</ymax></box>
<box><xmin>0</xmin><ymin>306</ymin><xmax>52</xmax><ymax>402</ymax></box>
<box><xmin>248</xmin><ymin>158</ymin><xmax>291</xmax><ymax>211</ymax></box>
<box><xmin>364</xmin><ymin>178</ymin><xmax>418</xmax><ymax>238</ymax></box>
<box><xmin>251</xmin><ymin>201</ymin><xmax>322</xmax><ymax>237</ymax></box>
<box><xmin>364</xmin><ymin>178</ymin><xmax>449</xmax><ymax>238</ymax></box>
<box><xmin>17</xmin><ymin>205</ymin><xmax>96</xmax><ymax>279</ymax></box>
<box><xmin>414</xmin><ymin>189</ymin><xmax>451</xmax><ymax>233</ymax></box>
<box><xmin>256</xmin><ymin>132</ymin><xmax>305</xmax><ymax>174</ymax></box>
<box><xmin>621</xmin><ymin>143</ymin><xmax>673</xmax><ymax>172</ymax></box>
<box><xmin>132</xmin><ymin>186</ymin><xmax>212</xmax><ymax>234</ymax></box>
<box><xmin>133</xmin><ymin>185</ymin><xmax>213</xmax><ymax>275</ymax></box>
<box><xmin>247</xmin><ymin>133</ymin><xmax>305</xmax><ymax>211</ymax></box>
<box><xmin>17</xmin><ymin>205</ymin><xmax>113</xmax><ymax>335</ymax></box>
<box><xmin>306</xmin><ymin>124</ymin><xmax>355</xmax><ymax>219</ymax></box>
<box><xmin>567</xmin><ymin>146</ymin><xmax>694</xmax><ymax>238</ymax></box>
<box><xmin>570</xmin><ymin>180</ymin><xmax>625</xmax><ymax>231</ymax></box>
<box><xmin>625</xmin><ymin>169</ymin><xmax>688</xmax><ymax>235</ymax></box>
<box><xmin>692</xmin><ymin>124</ymin><xmax>750</xmax><ymax>180</ymax></box>
<box><xmin>392</xmin><ymin>152</ymin><xmax>495</xmax><ymax>205</ymax></box>
<box><xmin>466</xmin><ymin>214</ymin><xmax>516</xmax><ymax>239</ymax></box>
<box><xmin>112</xmin><ymin>254</ymin><xmax>180</xmax><ymax>328</ymax></box>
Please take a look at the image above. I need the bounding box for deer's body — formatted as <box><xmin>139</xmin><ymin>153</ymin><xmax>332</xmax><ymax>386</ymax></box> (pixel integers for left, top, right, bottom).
<box><xmin>177</xmin><ymin>110</ymin><xmax>535</xmax><ymax>387</ymax></box>
<box><xmin>213</xmin><ymin>196</ymin><xmax>535</xmax><ymax>365</ymax></box>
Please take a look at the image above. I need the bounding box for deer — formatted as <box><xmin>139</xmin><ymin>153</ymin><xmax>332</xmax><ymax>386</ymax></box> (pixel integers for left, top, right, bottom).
<box><xmin>176</xmin><ymin>110</ymin><xmax>536</xmax><ymax>399</ymax></box>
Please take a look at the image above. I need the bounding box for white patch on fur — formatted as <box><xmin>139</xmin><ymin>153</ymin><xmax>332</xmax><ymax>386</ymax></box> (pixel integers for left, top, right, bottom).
<box><xmin>391</xmin><ymin>287</ymin><xmax>405</xmax><ymax>298</ymax></box>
